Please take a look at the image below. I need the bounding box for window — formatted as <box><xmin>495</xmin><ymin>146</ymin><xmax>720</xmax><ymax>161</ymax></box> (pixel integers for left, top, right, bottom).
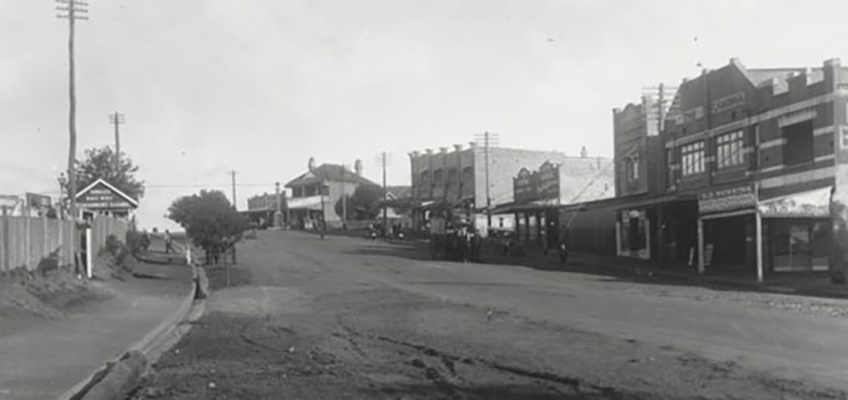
<box><xmin>627</xmin><ymin>154</ymin><xmax>640</xmax><ymax>182</ymax></box>
<box><xmin>716</xmin><ymin>130</ymin><xmax>744</xmax><ymax>169</ymax></box>
<box><xmin>681</xmin><ymin>141</ymin><xmax>705</xmax><ymax>176</ymax></box>
<box><xmin>782</xmin><ymin>120</ymin><xmax>814</xmax><ymax>166</ymax></box>
<box><xmin>841</xmin><ymin>127</ymin><xmax>848</xmax><ymax>150</ymax></box>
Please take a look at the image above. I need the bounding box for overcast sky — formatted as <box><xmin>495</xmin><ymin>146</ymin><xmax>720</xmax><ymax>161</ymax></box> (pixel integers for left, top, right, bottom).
<box><xmin>1</xmin><ymin>0</ymin><xmax>845</xmax><ymax>230</ymax></box>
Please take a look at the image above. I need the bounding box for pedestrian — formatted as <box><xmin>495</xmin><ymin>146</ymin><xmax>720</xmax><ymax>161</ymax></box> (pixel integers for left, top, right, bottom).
<box><xmin>558</xmin><ymin>236</ymin><xmax>569</xmax><ymax>268</ymax></box>
<box><xmin>141</xmin><ymin>230</ymin><xmax>151</xmax><ymax>252</ymax></box>
<box><xmin>165</xmin><ymin>229</ymin><xmax>174</xmax><ymax>254</ymax></box>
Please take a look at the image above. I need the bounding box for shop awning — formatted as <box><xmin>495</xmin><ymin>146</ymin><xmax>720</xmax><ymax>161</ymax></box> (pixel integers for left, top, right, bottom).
<box><xmin>758</xmin><ymin>186</ymin><xmax>832</xmax><ymax>218</ymax></box>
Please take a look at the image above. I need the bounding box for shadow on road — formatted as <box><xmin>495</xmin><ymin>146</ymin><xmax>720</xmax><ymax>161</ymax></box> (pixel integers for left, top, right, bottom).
<box><xmin>337</xmin><ymin>236</ymin><xmax>848</xmax><ymax>300</ymax></box>
<box><xmin>361</xmin><ymin>384</ymin><xmax>598</xmax><ymax>400</ymax></box>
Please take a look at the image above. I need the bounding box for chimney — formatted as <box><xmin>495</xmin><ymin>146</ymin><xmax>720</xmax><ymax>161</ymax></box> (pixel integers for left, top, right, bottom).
<box><xmin>308</xmin><ymin>156</ymin><xmax>316</xmax><ymax>171</ymax></box>
<box><xmin>580</xmin><ymin>146</ymin><xmax>588</xmax><ymax>158</ymax></box>
<box><xmin>354</xmin><ymin>159</ymin><xmax>363</xmax><ymax>175</ymax></box>
<box><xmin>454</xmin><ymin>144</ymin><xmax>463</xmax><ymax>152</ymax></box>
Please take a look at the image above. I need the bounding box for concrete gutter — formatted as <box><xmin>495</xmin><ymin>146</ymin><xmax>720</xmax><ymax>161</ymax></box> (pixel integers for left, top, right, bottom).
<box><xmin>55</xmin><ymin>260</ymin><xmax>206</xmax><ymax>400</ymax></box>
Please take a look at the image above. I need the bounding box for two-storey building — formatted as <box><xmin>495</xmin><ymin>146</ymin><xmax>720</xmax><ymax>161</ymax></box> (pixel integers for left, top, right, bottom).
<box><xmin>408</xmin><ymin>143</ymin><xmax>567</xmax><ymax>234</ymax></box>
<box><xmin>285</xmin><ymin>158</ymin><xmax>376</xmax><ymax>229</ymax></box>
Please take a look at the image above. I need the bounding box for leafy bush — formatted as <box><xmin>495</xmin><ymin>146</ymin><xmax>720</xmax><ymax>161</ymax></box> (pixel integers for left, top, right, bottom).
<box><xmin>125</xmin><ymin>229</ymin><xmax>148</xmax><ymax>256</ymax></box>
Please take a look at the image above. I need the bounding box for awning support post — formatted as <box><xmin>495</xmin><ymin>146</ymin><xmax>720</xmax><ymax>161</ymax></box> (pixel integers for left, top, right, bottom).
<box><xmin>697</xmin><ymin>218</ymin><xmax>705</xmax><ymax>275</ymax></box>
<box><xmin>755</xmin><ymin>211</ymin><xmax>763</xmax><ymax>283</ymax></box>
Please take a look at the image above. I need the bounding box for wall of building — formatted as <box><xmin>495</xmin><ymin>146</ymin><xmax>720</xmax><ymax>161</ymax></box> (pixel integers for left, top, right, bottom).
<box><xmin>557</xmin><ymin>157</ymin><xmax>615</xmax><ymax>205</ymax></box>
<box><xmin>472</xmin><ymin>147</ymin><xmax>567</xmax><ymax>209</ymax></box>
<box><xmin>560</xmin><ymin>205</ymin><xmax>617</xmax><ymax>256</ymax></box>
<box><xmin>409</xmin><ymin>147</ymin><xmax>475</xmax><ymax>203</ymax></box>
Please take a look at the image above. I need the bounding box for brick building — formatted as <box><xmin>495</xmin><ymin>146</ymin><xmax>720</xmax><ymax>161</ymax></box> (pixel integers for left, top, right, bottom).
<box><xmin>244</xmin><ymin>191</ymin><xmax>286</xmax><ymax>229</ymax></box>
<box><xmin>571</xmin><ymin>57</ymin><xmax>848</xmax><ymax>282</ymax></box>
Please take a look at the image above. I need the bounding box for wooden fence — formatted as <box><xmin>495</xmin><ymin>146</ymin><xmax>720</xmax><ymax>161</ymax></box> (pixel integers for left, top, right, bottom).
<box><xmin>0</xmin><ymin>215</ymin><xmax>128</xmax><ymax>272</ymax></box>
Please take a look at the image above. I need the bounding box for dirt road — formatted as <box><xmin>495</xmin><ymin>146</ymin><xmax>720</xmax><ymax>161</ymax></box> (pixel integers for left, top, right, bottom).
<box><xmin>135</xmin><ymin>231</ymin><xmax>848</xmax><ymax>399</ymax></box>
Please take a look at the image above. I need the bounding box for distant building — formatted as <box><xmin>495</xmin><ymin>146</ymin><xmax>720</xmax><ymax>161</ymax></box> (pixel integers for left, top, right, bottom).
<box><xmin>408</xmin><ymin>144</ymin><xmax>572</xmax><ymax>232</ymax></box>
<box><xmin>244</xmin><ymin>192</ymin><xmax>286</xmax><ymax>229</ymax></box>
<box><xmin>504</xmin><ymin>156</ymin><xmax>614</xmax><ymax>247</ymax></box>
<box><xmin>285</xmin><ymin>158</ymin><xmax>376</xmax><ymax>229</ymax></box>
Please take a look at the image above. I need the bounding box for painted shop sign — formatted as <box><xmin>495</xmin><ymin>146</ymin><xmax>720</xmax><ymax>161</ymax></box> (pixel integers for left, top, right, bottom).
<box><xmin>759</xmin><ymin>187</ymin><xmax>831</xmax><ymax>218</ymax></box>
<box><xmin>698</xmin><ymin>184</ymin><xmax>757</xmax><ymax>214</ymax></box>
<box><xmin>513</xmin><ymin>162</ymin><xmax>561</xmax><ymax>204</ymax></box>
<box><xmin>537</xmin><ymin>162</ymin><xmax>560</xmax><ymax>200</ymax></box>
<box><xmin>513</xmin><ymin>168</ymin><xmax>537</xmax><ymax>204</ymax></box>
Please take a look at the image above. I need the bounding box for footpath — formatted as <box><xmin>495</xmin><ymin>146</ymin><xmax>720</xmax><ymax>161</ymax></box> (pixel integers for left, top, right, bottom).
<box><xmin>0</xmin><ymin>250</ymin><xmax>193</xmax><ymax>400</ymax></box>
<box><xmin>314</xmin><ymin>228</ymin><xmax>848</xmax><ymax>300</ymax></box>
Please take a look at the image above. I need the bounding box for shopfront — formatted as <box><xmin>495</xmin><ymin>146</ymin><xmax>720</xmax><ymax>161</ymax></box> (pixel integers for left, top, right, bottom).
<box><xmin>697</xmin><ymin>184</ymin><xmax>760</xmax><ymax>278</ymax></box>
<box><xmin>617</xmin><ymin>209</ymin><xmax>650</xmax><ymax>259</ymax></box>
<box><xmin>759</xmin><ymin>187</ymin><xmax>831</xmax><ymax>272</ymax></box>
<box><xmin>698</xmin><ymin>184</ymin><xmax>833</xmax><ymax>281</ymax></box>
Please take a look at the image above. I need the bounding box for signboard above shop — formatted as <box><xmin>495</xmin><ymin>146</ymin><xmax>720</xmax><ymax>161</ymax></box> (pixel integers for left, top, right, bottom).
<box><xmin>759</xmin><ymin>186</ymin><xmax>831</xmax><ymax>218</ymax></box>
<box><xmin>513</xmin><ymin>162</ymin><xmax>561</xmax><ymax>205</ymax></box>
<box><xmin>75</xmin><ymin>179</ymin><xmax>138</xmax><ymax>212</ymax></box>
<box><xmin>698</xmin><ymin>184</ymin><xmax>757</xmax><ymax>214</ymax></box>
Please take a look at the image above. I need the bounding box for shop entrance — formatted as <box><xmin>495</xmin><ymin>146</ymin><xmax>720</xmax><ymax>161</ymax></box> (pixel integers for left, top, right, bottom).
<box><xmin>704</xmin><ymin>214</ymin><xmax>751</xmax><ymax>273</ymax></box>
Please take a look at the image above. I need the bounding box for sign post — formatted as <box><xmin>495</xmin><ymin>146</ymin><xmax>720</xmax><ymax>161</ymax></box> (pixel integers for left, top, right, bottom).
<box><xmin>85</xmin><ymin>226</ymin><xmax>92</xmax><ymax>279</ymax></box>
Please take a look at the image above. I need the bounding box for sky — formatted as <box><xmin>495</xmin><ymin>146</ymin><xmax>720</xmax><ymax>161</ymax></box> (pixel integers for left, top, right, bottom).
<box><xmin>2</xmin><ymin>0</ymin><xmax>846</xmax><ymax>230</ymax></box>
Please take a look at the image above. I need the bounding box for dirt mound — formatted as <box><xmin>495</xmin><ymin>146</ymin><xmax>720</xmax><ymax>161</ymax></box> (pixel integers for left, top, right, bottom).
<box><xmin>93</xmin><ymin>234</ymin><xmax>142</xmax><ymax>281</ymax></box>
<box><xmin>0</xmin><ymin>265</ymin><xmax>94</xmax><ymax>321</ymax></box>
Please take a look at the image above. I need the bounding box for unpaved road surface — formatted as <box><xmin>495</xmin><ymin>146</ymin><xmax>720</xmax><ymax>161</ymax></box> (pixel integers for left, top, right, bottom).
<box><xmin>134</xmin><ymin>231</ymin><xmax>848</xmax><ymax>399</ymax></box>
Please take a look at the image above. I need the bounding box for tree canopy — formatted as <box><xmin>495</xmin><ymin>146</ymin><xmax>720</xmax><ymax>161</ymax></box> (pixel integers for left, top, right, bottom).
<box><xmin>167</xmin><ymin>190</ymin><xmax>247</xmax><ymax>258</ymax></box>
<box><xmin>59</xmin><ymin>146</ymin><xmax>145</xmax><ymax>200</ymax></box>
<box><xmin>335</xmin><ymin>184</ymin><xmax>384</xmax><ymax>221</ymax></box>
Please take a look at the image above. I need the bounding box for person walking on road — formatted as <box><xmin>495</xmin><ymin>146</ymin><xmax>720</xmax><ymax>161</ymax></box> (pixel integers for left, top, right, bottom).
<box><xmin>165</xmin><ymin>230</ymin><xmax>174</xmax><ymax>254</ymax></box>
<box><xmin>558</xmin><ymin>235</ymin><xmax>569</xmax><ymax>268</ymax></box>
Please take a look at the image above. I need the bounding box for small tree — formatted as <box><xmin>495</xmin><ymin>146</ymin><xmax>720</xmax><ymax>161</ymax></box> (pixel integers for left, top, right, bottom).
<box><xmin>167</xmin><ymin>190</ymin><xmax>248</xmax><ymax>264</ymax></box>
<box><xmin>335</xmin><ymin>184</ymin><xmax>383</xmax><ymax>221</ymax></box>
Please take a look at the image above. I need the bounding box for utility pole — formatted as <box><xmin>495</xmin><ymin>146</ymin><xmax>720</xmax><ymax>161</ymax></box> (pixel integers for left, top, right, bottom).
<box><xmin>108</xmin><ymin>112</ymin><xmax>125</xmax><ymax>172</ymax></box>
<box><xmin>56</xmin><ymin>0</ymin><xmax>88</xmax><ymax>269</ymax></box>
<box><xmin>230</xmin><ymin>170</ymin><xmax>237</xmax><ymax>264</ymax></box>
<box><xmin>275</xmin><ymin>181</ymin><xmax>282</xmax><ymax>228</ymax></box>
<box><xmin>341</xmin><ymin>163</ymin><xmax>347</xmax><ymax>228</ymax></box>
<box><xmin>484</xmin><ymin>132</ymin><xmax>490</xmax><ymax>227</ymax></box>
<box><xmin>382</xmin><ymin>152</ymin><xmax>388</xmax><ymax>236</ymax></box>
<box><xmin>231</xmin><ymin>170</ymin><xmax>237</xmax><ymax>210</ymax></box>
<box><xmin>474</xmin><ymin>132</ymin><xmax>499</xmax><ymax>229</ymax></box>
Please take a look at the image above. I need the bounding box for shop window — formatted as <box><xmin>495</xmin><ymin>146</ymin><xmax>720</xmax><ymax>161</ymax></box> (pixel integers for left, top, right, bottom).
<box><xmin>782</xmin><ymin>120</ymin><xmax>814</xmax><ymax>166</ymax></box>
<box><xmin>716</xmin><ymin>130</ymin><xmax>744</xmax><ymax>169</ymax></box>
<box><xmin>681</xmin><ymin>141</ymin><xmax>705</xmax><ymax>176</ymax></box>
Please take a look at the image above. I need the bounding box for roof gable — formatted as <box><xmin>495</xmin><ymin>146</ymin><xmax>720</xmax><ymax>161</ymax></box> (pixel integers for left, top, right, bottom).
<box><xmin>285</xmin><ymin>164</ymin><xmax>377</xmax><ymax>187</ymax></box>
<box><xmin>74</xmin><ymin>178</ymin><xmax>139</xmax><ymax>207</ymax></box>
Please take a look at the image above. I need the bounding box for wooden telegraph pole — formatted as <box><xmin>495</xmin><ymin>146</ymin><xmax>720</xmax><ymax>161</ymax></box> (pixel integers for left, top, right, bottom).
<box><xmin>109</xmin><ymin>112</ymin><xmax>126</xmax><ymax>172</ymax></box>
<box><xmin>56</xmin><ymin>0</ymin><xmax>88</xmax><ymax>268</ymax></box>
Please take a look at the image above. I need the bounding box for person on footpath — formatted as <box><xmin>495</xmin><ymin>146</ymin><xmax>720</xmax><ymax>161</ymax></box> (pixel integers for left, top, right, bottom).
<box><xmin>558</xmin><ymin>235</ymin><xmax>569</xmax><ymax>268</ymax></box>
<box><xmin>165</xmin><ymin>230</ymin><xmax>174</xmax><ymax>254</ymax></box>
